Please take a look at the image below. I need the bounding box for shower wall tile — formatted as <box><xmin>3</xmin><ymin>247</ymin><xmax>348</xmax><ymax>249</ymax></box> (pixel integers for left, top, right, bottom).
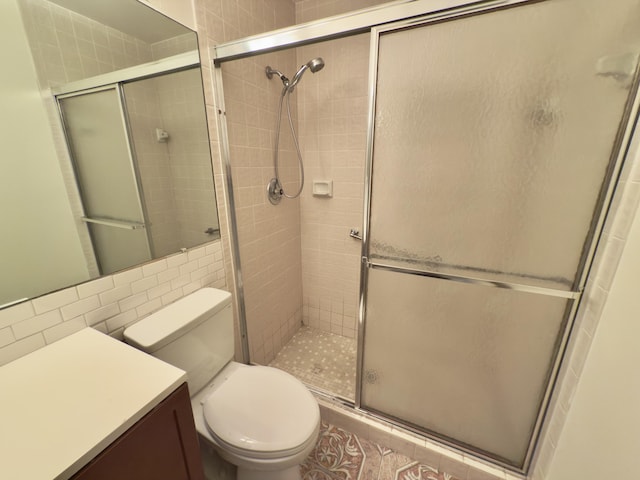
<box><xmin>532</xmin><ymin>138</ymin><xmax>640</xmax><ymax>477</ymax></box>
<box><xmin>19</xmin><ymin>0</ymin><xmax>154</xmax><ymax>88</ymax></box>
<box><xmin>294</xmin><ymin>0</ymin><xmax>391</xmax><ymax>23</ymax></box>
<box><xmin>0</xmin><ymin>240</ymin><xmax>226</xmax><ymax>367</ymax></box>
<box><xmin>218</xmin><ymin>32</ymin><xmax>304</xmax><ymax>364</ymax></box>
<box><xmin>296</xmin><ymin>34</ymin><xmax>370</xmax><ymax>338</ymax></box>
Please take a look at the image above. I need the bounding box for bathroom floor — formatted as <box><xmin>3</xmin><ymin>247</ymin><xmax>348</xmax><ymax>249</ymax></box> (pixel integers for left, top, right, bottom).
<box><xmin>302</xmin><ymin>421</ymin><xmax>460</xmax><ymax>480</ymax></box>
<box><xmin>269</xmin><ymin>326</ymin><xmax>356</xmax><ymax>400</ymax></box>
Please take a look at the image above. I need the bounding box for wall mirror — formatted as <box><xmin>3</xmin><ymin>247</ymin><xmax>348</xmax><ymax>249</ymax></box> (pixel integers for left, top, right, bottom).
<box><xmin>2</xmin><ymin>0</ymin><xmax>219</xmax><ymax>308</ymax></box>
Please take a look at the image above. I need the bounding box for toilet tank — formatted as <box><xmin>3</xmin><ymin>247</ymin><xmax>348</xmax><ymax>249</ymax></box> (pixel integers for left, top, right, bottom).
<box><xmin>124</xmin><ymin>288</ymin><xmax>233</xmax><ymax>395</ymax></box>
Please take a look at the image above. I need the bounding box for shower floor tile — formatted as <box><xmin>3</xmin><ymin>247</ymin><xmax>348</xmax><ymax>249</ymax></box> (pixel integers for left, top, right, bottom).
<box><xmin>269</xmin><ymin>326</ymin><xmax>356</xmax><ymax>400</ymax></box>
<box><xmin>302</xmin><ymin>421</ymin><xmax>462</xmax><ymax>480</ymax></box>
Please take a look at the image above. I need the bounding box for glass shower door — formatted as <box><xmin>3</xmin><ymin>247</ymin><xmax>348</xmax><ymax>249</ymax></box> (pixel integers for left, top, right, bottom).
<box><xmin>58</xmin><ymin>86</ymin><xmax>152</xmax><ymax>275</ymax></box>
<box><xmin>360</xmin><ymin>0</ymin><xmax>640</xmax><ymax>470</ymax></box>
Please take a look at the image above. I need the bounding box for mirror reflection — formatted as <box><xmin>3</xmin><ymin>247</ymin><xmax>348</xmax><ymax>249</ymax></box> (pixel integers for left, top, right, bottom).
<box><xmin>2</xmin><ymin>0</ymin><xmax>219</xmax><ymax>307</ymax></box>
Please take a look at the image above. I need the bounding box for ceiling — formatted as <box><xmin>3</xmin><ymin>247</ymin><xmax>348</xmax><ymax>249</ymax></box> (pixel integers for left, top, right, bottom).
<box><xmin>48</xmin><ymin>0</ymin><xmax>191</xmax><ymax>44</ymax></box>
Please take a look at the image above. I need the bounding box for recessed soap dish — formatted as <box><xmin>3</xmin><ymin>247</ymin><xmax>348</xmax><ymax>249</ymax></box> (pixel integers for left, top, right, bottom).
<box><xmin>312</xmin><ymin>180</ymin><xmax>333</xmax><ymax>197</ymax></box>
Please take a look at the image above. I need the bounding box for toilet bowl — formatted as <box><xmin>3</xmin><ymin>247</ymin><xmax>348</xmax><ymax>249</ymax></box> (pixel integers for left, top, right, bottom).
<box><xmin>192</xmin><ymin>362</ymin><xmax>319</xmax><ymax>480</ymax></box>
<box><xmin>123</xmin><ymin>288</ymin><xmax>320</xmax><ymax>480</ymax></box>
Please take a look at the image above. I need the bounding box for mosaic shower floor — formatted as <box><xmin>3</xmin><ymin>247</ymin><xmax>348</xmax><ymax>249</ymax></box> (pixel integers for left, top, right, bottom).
<box><xmin>303</xmin><ymin>421</ymin><xmax>461</xmax><ymax>480</ymax></box>
<box><xmin>269</xmin><ymin>326</ymin><xmax>357</xmax><ymax>399</ymax></box>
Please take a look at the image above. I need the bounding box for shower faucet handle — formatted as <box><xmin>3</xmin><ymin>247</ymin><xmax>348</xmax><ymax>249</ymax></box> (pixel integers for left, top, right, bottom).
<box><xmin>349</xmin><ymin>229</ymin><xmax>362</xmax><ymax>241</ymax></box>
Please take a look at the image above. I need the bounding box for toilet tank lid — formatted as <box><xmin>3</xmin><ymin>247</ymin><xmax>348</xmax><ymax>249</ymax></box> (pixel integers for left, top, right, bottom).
<box><xmin>123</xmin><ymin>288</ymin><xmax>231</xmax><ymax>353</ymax></box>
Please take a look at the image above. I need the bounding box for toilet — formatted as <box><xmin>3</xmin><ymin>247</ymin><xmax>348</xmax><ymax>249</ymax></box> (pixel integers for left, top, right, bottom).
<box><xmin>123</xmin><ymin>287</ymin><xmax>320</xmax><ymax>480</ymax></box>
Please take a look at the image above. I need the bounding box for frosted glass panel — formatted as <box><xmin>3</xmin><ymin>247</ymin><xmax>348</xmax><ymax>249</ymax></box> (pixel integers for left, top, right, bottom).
<box><xmin>369</xmin><ymin>0</ymin><xmax>640</xmax><ymax>290</ymax></box>
<box><xmin>361</xmin><ymin>268</ymin><xmax>569</xmax><ymax>465</ymax></box>
<box><xmin>59</xmin><ymin>88</ymin><xmax>151</xmax><ymax>274</ymax></box>
<box><xmin>88</xmin><ymin>223</ymin><xmax>151</xmax><ymax>275</ymax></box>
<box><xmin>60</xmin><ymin>89</ymin><xmax>144</xmax><ymax>221</ymax></box>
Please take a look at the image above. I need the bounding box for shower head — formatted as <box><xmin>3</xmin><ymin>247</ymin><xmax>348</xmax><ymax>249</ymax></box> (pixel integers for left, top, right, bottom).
<box><xmin>289</xmin><ymin>57</ymin><xmax>325</xmax><ymax>90</ymax></box>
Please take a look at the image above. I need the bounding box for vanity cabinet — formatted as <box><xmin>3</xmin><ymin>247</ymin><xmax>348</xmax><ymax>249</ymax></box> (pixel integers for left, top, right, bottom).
<box><xmin>72</xmin><ymin>383</ymin><xmax>204</xmax><ymax>480</ymax></box>
<box><xmin>1</xmin><ymin>329</ymin><xmax>201</xmax><ymax>480</ymax></box>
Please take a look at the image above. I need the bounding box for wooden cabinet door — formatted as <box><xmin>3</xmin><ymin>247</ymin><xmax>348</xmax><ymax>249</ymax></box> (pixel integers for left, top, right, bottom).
<box><xmin>73</xmin><ymin>383</ymin><xmax>205</xmax><ymax>480</ymax></box>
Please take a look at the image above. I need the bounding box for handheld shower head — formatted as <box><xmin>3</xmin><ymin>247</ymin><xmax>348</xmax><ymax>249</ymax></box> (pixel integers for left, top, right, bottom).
<box><xmin>289</xmin><ymin>57</ymin><xmax>325</xmax><ymax>90</ymax></box>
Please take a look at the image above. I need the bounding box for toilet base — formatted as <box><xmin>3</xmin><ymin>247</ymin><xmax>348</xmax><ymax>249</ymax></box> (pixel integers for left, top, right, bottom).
<box><xmin>238</xmin><ymin>465</ymin><xmax>301</xmax><ymax>480</ymax></box>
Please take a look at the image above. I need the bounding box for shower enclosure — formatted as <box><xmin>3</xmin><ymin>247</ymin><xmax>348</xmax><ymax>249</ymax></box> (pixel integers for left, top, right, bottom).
<box><xmin>214</xmin><ymin>0</ymin><xmax>640</xmax><ymax>473</ymax></box>
<box><xmin>56</xmin><ymin>67</ymin><xmax>217</xmax><ymax>275</ymax></box>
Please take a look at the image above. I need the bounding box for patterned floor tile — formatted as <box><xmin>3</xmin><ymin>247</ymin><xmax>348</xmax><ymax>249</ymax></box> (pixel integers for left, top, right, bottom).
<box><xmin>302</xmin><ymin>422</ymin><xmax>366</xmax><ymax>479</ymax></box>
<box><xmin>302</xmin><ymin>423</ymin><xmax>461</xmax><ymax>480</ymax></box>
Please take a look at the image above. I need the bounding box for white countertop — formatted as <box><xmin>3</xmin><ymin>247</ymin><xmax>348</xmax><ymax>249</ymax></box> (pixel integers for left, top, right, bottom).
<box><xmin>0</xmin><ymin>328</ymin><xmax>187</xmax><ymax>479</ymax></box>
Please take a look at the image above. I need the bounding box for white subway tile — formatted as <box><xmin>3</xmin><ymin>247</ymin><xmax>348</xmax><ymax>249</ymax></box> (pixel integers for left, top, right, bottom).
<box><xmin>171</xmin><ymin>274</ymin><xmax>191</xmax><ymax>290</ymax></box>
<box><xmin>182</xmin><ymin>283</ymin><xmax>200</xmax><ymax>296</ymax></box>
<box><xmin>187</xmin><ymin>248</ymin><xmax>205</xmax><ymax>262</ymax></box>
<box><xmin>99</xmin><ymin>285</ymin><xmax>133</xmax><ymax>305</ymax></box>
<box><xmin>32</xmin><ymin>288</ymin><xmax>78</xmax><ymax>314</ymax></box>
<box><xmin>179</xmin><ymin>260</ymin><xmax>200</xmax><ymax>276</ymax></box>
<box><xmin>112</xmin><ymin>267</ymin><xmax>143</xmax><ymax>286</ymax></box>
<box><xmin>158</xmin><ymin>267</ymin><xmax>180</xmax><ymax>284</ymax></box>
<box><xmin>12</xmin><ymin>310</ymin><xmax>62</xmax><ymax>340</ymax></box>
<box><xmin>198</xmin><ymin>254</ymin><xmax>214</xmax><ymax>268</ymax></box>
<box><xmin>84</xmin><ymin>303</ymin><xmax>120</xmax><ymax>326</ymax></box>
<box><xmin>0</xmin><ymin>301</ymin><xmax>35</xmax><ymax>329</ymax></box>
<box><xmin>119</xmin><ymin>292</ymin><xmax>148</xmax><ymax>312</ymax></box>
<box><xmin>161</xmin><ymin>289</ymin><xmax>183</xmax><ymax>306</ymax></box>
<box><xmin>131</xmin><ymin>275</ymin><xmax>159</xmax><ymax>294</ymax></box>
<box><xmin>147</xmin><ymin>282</ymin><xmax>172</xmax><ymax>300</ymax></box>
<box><xmin>557</xmin><ymin>369</ymin><xmax>580</xmax><ymax>413</ymax></box>
<box><xmin>76</xmin><ymin>276</ymin><xmax>114</xmax><ymax>299</ymax></box>
<box><xmin>105</xmin><ymin>310</ymin><xmax>137</xmax><ymax>332</ymax></box>
<box><xmin>136</xmin><ymin>298</ymin><xmax>162</xmax><ymax>317</ymax></box>
<box><xmin>191</xmin><ymin>265</ymin><xmax>210</xmax><ymax>282</ymax></box>
<box><xmin>142</xmin><ymin>259</ymin><xmax>168</xmax><ymax>277</ymax></box>
<box><xmin>0</xmin><ymin>327</ymin><xmax>15</xmax><ymax>348</ymax></box>
<box><xmin>0</xmin><ymin>334</ymin><xmax>46</xmax><ymax>366</ymax></box>
<box><xmin>60</xmin><ymin>296</ymin><xmax>100</xmax><ymax>321</ymax></box>
<box><xmin>205</xmin><ymin>243</ymin><xmax>221</xmax><ymax>255</ymax></box>
<box><xmin>594</xmin><ymin>236</ymin><xmax>625</xmax><ymax>292</ymax></box>
<box><xmin>569</xmin><ymin>328</ymin><xmax>593</xmax><ymax>377</ymax></box>
<box><xmin>43</xmin><ymin>317</ymin><xmax>87</xmax><ymax>344</ymax></box>
<box><xmin>167</xmin><ymin>252</ymin><xmax>188</xmax><ymax>268</ymax></box>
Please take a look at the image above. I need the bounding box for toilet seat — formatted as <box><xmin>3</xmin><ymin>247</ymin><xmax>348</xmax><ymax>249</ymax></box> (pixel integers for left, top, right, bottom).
<box><xmin>202</xmin><ymin>366</ymin><xmax>320</xmax><ymax>460</ymax></box>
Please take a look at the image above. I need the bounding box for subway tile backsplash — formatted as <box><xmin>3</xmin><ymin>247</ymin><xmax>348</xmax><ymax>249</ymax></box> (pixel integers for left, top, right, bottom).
<box><xmin>0</xmin><ymin>240</ymin><xmax>226</xmax><ymax>367</ymax></box>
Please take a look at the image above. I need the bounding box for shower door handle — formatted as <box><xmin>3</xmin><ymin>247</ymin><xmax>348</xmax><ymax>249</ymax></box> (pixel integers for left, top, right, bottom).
<box><xmin>81</xmin><ymin>216</ymin><xmax>146</xmax><ymax>230</ymax></box>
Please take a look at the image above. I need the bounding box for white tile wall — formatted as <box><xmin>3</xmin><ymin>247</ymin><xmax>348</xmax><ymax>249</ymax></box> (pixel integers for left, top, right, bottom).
<box><xmin>530</xmin><ymin>140</ymin><xmax>640</xmax><ymax>479</ymax></box>
<box><xmin>296</xmin><ymin>33</ymin><xmax>370</xmax><ymax>339</ymax></box>
<box><xmin>0</xmin><ymin>241</ymin><xmax>226</xmax><ymax>367</ymax></box>
<box><xmin>19</xmin><ymin>0</ymin><xmax>154</xmax><ymax>87</ymax></box>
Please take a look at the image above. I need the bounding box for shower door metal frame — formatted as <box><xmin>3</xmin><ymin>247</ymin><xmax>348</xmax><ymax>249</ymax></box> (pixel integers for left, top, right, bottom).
<box><xmin>357</xmin><ymin>6</ymin><xmax>640</xmax><ymax>473</ymax></box>
<box><xmin>211</xmin><ymin>0</ymin><xmax>640</xmax><ymax>475</ymax></box>
<box><xmin>56</xmin><ymin>83</ymin><xmax>154</xmax><ymax>271</ymax></box>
